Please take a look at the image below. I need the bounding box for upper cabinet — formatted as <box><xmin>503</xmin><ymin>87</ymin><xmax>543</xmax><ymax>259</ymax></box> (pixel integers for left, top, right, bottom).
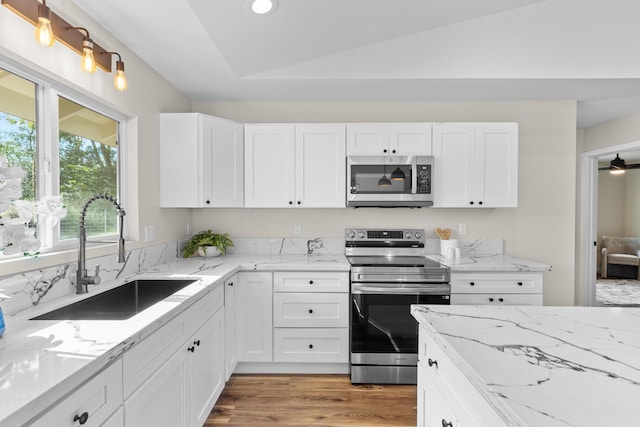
<box><xmin>245</xmin><ymin>124</ymin><xmax>346</xmax><ymax>208</ymax></box>
<box><xmin>160</xmin><ymin>113</ymin><xmax>244</xmax><ymax>208</ymax></box>
<box><xmin>346</xmin><ymin>123</ymin><xmax>432</xmax><ymax>155</ymax></box>
<box><xmin>433</xmin><ymin>123</ymin><xmax>518</xmax><ymax>208</ymax></box>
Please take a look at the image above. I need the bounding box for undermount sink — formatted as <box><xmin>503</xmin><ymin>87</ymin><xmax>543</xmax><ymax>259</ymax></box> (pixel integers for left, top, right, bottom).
<box><xmin>30</xmin><ymin>279</ymin><xmax>196</xmax><ymax>321</ymax></box>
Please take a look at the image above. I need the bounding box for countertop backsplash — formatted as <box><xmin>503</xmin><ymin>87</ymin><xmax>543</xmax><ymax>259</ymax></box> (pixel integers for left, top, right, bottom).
<box><xmin>0</xmin><ymin>237</ymin><xmax>504</xmax><ymax>317</ymax></box>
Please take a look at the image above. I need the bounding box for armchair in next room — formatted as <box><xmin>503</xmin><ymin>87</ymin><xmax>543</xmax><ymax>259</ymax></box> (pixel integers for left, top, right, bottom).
<box><xmin>601</xmin><ymin>236</ymin><xmax>640</xmax><ymax>280</ymax></box>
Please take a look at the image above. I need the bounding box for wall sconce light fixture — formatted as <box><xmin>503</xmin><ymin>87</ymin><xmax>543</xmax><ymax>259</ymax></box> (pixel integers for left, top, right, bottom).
<box><xmin>2</xmin><ymin>0</ymin><xmax>128</xmax><ymax>90</ymax></box>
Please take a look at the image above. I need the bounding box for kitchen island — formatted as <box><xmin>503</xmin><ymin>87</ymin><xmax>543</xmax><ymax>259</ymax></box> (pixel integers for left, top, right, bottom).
<box><xmin>412</xmin><ymin>305</ymin><xmax>640</xmax><ymax>426</ymax></box>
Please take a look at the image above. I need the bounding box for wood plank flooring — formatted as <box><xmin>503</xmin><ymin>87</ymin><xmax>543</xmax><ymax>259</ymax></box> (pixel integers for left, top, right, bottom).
<box><xmin>206</xmin><ymin>374</ymin><xmax>417</xmax><ymax>426</ymax></box>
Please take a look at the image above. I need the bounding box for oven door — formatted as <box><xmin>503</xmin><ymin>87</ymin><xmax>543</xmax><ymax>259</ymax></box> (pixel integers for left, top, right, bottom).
<box><xmin>350</xmin><ymin>289</ymin><xmax>449</xmax><ymax>357</ymax></box>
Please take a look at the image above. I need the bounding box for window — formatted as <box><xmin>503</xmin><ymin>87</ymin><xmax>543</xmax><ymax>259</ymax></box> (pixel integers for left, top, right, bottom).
<box><xmin>0</xmin><ymin>64</ymin><xmax>123</xmax><ymax>255</ymax></box>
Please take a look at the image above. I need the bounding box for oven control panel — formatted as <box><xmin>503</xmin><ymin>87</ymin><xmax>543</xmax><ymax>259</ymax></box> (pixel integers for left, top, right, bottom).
<box><xmin>345</xmin><ymin>228</ymin><xmax>425</xmax><ymax>242</ymax></box>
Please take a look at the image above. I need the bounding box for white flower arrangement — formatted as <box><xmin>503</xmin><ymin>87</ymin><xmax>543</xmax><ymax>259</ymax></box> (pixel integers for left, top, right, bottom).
<box><xmin>0</xmin><ymin>155</ymin><xmax>67</xmax><ymax>256</ymax></box>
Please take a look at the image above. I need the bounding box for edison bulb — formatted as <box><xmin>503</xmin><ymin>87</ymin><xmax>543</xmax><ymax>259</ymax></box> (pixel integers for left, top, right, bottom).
<box><xmin>81</xmin><ymin>40</ymin><xmax>96</xmax><ymax>73</ymax></box>
<box><xmin>114</xmin><ymin>69</ymin><xmax>127</xmax><ymax>91</ymax></box>
<box><xmin>35</xmin><ymin>17</ymin><xmax>54</xmax><ymax>47</ymax></box>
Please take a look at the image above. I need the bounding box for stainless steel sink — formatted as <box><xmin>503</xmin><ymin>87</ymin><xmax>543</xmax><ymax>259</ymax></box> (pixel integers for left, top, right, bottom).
<box><xmin>30</xmin><ymin>279</ymin><xmax>196</xmax><ymax>321</ymax></box>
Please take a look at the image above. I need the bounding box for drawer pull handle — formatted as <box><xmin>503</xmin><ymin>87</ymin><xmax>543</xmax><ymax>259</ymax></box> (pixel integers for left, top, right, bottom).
<box><xmin>187</xmin><ymin>346</ymin><xmax>195</xmax><ymax>352</ymax></box>
<box><xmin>194</xmin><ymin>339</ymin><xmax>201</xmax><ymax>346</ymax></box>
<box><xmin>74</xmin><ymin>412</ymin><xmax>89</xmax><ymax>425</ymax></box>
<box><xmin>499</xmin><ymin>298</ymin><xmax>504</xmax><ymax>302</ymax></box>
<box><xmin>428</xmin><ymin>358</ymin><xmax>438</xmax><ymax>368</ymax></box>
<box><xmin>228</xmin><ymin>282</ymin><xmax>234</xmax><ymax>287</ymax></box>
<box><xmin>489</xmin><ymin>297</ymin><xmax>494</xmax><ymax>302</ymax></box>
<box><xmin>309</xmin><ymin>344</ymin><xmax>314</xmax><ymax>349</ymax></box>
<box><xmin>442</xmin><ymin>420</ymin><xmax>453</xmax><ymax>427</ymax></box>
<box><xmin>469</xmin><ymin>282</ymin><xmax>475</xmax><ymax>286</ymax></box>
<box><xmin>309</xmin><ymin>280</ymin><xmax>314</xmax><ymax>285</ymax></box>
<box><xmin>517</xmin><ymin>281</ymin><xmax>523</xmax><ymax>286</ymax></box>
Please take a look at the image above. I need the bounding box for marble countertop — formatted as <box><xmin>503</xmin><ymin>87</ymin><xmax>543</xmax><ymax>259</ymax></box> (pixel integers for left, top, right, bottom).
<box><xmin>429</xmin><ymin>254</ymin><xmax>551</xmax><ymax>272</ymax></box>
<box><xmin>0</xmin><ymin>254</ymin><xmax>348</xmax><ymax>426</ymax></box>
<box><xmin>412</xmin><ymin>305</ymin><xmax>640</xmax><ymax>427</ymax></box>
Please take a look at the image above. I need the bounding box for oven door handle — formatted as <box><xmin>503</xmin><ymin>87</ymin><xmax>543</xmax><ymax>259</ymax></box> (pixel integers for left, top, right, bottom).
<box><xmin>351</xmin><ymin>284</ymin><xmax>450</xmax><ymax>295</ymax></box>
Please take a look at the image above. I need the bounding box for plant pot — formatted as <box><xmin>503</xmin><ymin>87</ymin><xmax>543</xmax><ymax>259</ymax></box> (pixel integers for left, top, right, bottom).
<box><xmin>198</xmin><ymin>246</ymin><xmax>222</xmax><ymax>257</ymax></box>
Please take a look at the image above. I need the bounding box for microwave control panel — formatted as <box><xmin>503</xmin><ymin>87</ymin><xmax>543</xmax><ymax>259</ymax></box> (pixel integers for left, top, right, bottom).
<box><xmin>416</xmin><ymin>164</ymin><xmax>431</xmax><ymax>194</ymax></box>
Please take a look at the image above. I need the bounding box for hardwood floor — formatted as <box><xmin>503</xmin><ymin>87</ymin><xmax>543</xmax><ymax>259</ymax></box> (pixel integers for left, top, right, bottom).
<box><xmin>206</xmin><ymin>374</ymin><xmax>417</xmax><ymax>426</ymax></box>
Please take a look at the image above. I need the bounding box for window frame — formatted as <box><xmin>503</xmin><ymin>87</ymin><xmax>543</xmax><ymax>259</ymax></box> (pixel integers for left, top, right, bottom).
<box><xmin>0</xmin><ymin>57</ymin><xmax>127</xmax><ymax>255</ymax></box>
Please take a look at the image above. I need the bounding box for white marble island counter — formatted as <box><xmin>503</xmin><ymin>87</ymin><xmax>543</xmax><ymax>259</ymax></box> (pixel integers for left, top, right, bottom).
<box><xmin>412</xmin><ymin>305</ymin><xmax>640</xmax><ymax>426</ymax></box>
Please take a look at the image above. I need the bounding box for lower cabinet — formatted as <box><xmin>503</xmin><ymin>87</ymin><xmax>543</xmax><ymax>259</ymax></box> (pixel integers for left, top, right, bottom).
<box><xmin>450</xmin><ymin>272</ymin><xmax>543</xmax><ymax>306</ymax></box>
<box><xmin>30</xmin><ymin>360</ymin><xmax>123</xmax><ymax>427</ymax></box>
<box><xmin>237</xmin><ymin>272</ymin><xmax>273</xmax><ymax>362</ymax></box>
<box><xmin>224</xmin><ymin>274</ymin><xmax>239</xmax><ymax>380</ymax></box>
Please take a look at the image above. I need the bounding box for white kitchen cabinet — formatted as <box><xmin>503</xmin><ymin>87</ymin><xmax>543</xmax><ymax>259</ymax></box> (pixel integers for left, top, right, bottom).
<box><xmin>187</xmin><ymin>309</ymin><xmax>225</xmax><ymax>427</ymax></box>
<box><xmin>244</xmin><ymin>124</ymin><xmax>346</xmax><ymax>208</ymax></box>
<box><xmin>100</xmin><ymin>407</ymin><xmax>123</xmax><ymax>427</ymax></box>
<box><xmin>346</xmin><ymin>123</ymin><xmax>432</xmax><ymax>155</ymax></box>
<box><xmin>433</xmin><ymin>123</ymin><xmax>517</xmax><ymax>208</ymax></box>
<box><xmin>124</xmin><ymin>284</ymin><xmax>225</xmax><ymax>427</ymax></box>
<box><xmin>272</xmin><ymin>271</ymin><xmax>349</xmax><ymax>364</ymax></box>
<box><xmin>30</xmin><ymin>360</ymin><xmax>123</xmax><ymax>427</ymax></box>
<box><xmin>160</xmin><ymin>112</ymin><xmax>244</xmax><ymax>208</ymax></box>
<box><xmin>237</xmin><ymin>272</ymin><xmax>273</xmax><ymax>362</ymax></box>
<box><xmin>224</xmin><ymin>274</ymin><xmax>238</xmax><ymax>380</ymax></box>
<box><xmin>418</xmin><ymin>327</ymin><xmax>507</xmax><ymax>427</ymax></box>
<box><xmin>450</xmin><ymin>272</ymin><xmax>543</xmax><ymax>306</ymax></box>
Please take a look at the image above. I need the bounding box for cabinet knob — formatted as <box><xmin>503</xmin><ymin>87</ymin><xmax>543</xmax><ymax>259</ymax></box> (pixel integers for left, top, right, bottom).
<box><xmin>309</xmin><ymin>344</ymin><xmax>314</xmax><ymax>349</ymax></box>
<box><xmin>383</xmin><ymin>149</ymin><xmax>388</xmax><ymax>153</ymax></box>
<box><xmin>517</xmin><ymin>282</ymin><xmax>523</xmax><ymax>286</ymax></box>
<box><xmin>478</xmin><ymin>201</ymin><xmax>483</xmax><ymax>205</ymax></box>
<box><xmin>469</xmin><ymin>201</ymin><xmax>474</xmax><ymax>205</ymax></box>
<box><xmin>309</xmin><ymin>280</ymin><xmax>314</xmax><ymax>285</ymax></box>
<box><xmin>228</xmin><ymin>282</ymin><xmax>234</xmax><ymax>287</ymax></box>
<box><xmin>289</xmin><ymin>201</ymin><xmax>293</xmax><ymax>205</ymax></box>
<box><xmin>206</xmin><ymin>200</ymin><xmax>210</xmax><ymax>205</ymax></box>
<box><xmin>469</xmin><ymin>282</ymin><xmax>475</xmax><ymax>286</ymax></box>
<box><xmin>489</xmin><ymin>297</ymin><xmax>494</xmax><ymax>302</ymax></box>
<box><xmin>392</xmin><ymin>149</ymin><xmax>396</xmax><ymax>154</ymax></box>
<box><xmin>428</xmin><ymin>358</ymin><xmax>438</xmax><ymax>368</ymax></box>
<box><xmin>74</xmin><ymin>412</ymin><xmax>89</xmax><ymax>425</ymax></box>
<box><xmin>297</xmin><ymin>201</ymin><xmax>301</xmax><ymax>205</ymax></box>
<box><xmin>499</xmin><ymin>298</ymin><xmax>504</xmax><ymax>302</ymax></box>
<box><xmin>308</xmin><ymin>309</ymin><xmax>313</xmax><ymax>314</ymax></box>
<box><xmin>194</xmin><ymin>339</ymin><xmax>201</xmax><ymax>346</ymax></box>
<box><xmin>442</xmin><ymin>420</ymin><xmax>453</xmax><ymax>427</ymax></box>
<box><xmin>187</xmin><ymin>346</ymin><xmax>195</xmax><ymax>352</ymax></box>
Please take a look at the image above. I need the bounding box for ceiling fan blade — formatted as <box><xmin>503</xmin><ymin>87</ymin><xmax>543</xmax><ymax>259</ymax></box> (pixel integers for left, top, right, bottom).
<box><xmin>627</xmin><ymin>163</ymin><xmax>640</xmax><ymax>169</ymax></box>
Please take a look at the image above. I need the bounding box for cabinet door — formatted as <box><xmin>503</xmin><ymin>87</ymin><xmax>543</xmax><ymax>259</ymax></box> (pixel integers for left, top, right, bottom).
<box><xmin>245</xmin><ymin>125</ymin><xmax>295</xmax><ymax>207</ymax></box>
<box><xmin>31</xmin><ymin>360</ymin><xmax>123</xmax><ymax>427</ymax></box>
<box><xmin>125</xmin><ymin>348</ymin><xmax>188</xmax><ymax>427</ymax></box>
<box><xmin>420</xmin><ymin>364</ymin><xmax>459</xmax><ymax>427</ymax></box>
<box><xmin>224</xmin><ymin>275</ymin><xmax>238</xmax><ymax>380</ymax></box>
<box><xmin>100</xmin><ymin>407</ymin><xmax>123</xmax><ymax>427</ymax></box>
<box><xmin>346</xmin><ymin>124</ymin><xmax>389</xmax><ymax>155</ymax></box>
<box><xmin>433</xmin><ymin>123</ymin><xmax>476</xmax><ymax>207</ymax></box>
<box><xmin>475</xmin><ymin>123</ymin><xmax>518</xmax><ymax>207</ymax></box>
<box><xmin>187</xmin><ymin>309</ymin><xmax>225</xmax><ymax>427</ymax></box>
<box><xmin>295</xmin><ymin>125</ymin><xmax>346</xmax><ymax>207</ymax></box>
<box><xmin>237</xmin><ymin>272</ymin><xmax>273</xmax><ymax>362</ymax></box>
<box><xmin>202</xmin><ymin>116</ymin><xmax>244</xmax><ymax>207</ymax></box>
<box><xmin>389</xmin><ymin>123</ymin><xmax>432</xmax><ymax>155</ymax></box>
<box><xmin>160</xmin><ymin>113</ymin><xmax>200</xmax><ymax>207</ymax></box>
<box><xmin>273</xmin><ymin>293</ymin><xmax>348</xmax><ymax>328</ymax></box>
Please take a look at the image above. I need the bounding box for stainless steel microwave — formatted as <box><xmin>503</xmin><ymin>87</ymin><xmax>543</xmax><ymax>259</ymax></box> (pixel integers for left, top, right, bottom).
<box><xmin>347</xmin><ymin>155</ymin><xmax>434</xmax><ymax>207</ymax></box>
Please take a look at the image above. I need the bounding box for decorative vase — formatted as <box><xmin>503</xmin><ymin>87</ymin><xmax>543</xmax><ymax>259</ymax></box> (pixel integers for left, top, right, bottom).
<box><xmin>197</xmin><ymin>246</ymin><xmax>222</xmax><ymax>257</ymax></box>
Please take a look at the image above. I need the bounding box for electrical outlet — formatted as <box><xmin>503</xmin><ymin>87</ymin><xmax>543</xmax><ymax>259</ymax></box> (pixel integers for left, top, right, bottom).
<box><xmin>458</xmin><ymin>223</ymin><xmax>467</xmax><ymax>235</ymax></box>
<box><xmin>145</xmin><ymin>226</ymin><xmax>156</xmax><ymax>242</ymax></box>
<box><xmin>294</xmin><ymin>223</ymin><xmax>302</xmax><ymax>234</ymax></box>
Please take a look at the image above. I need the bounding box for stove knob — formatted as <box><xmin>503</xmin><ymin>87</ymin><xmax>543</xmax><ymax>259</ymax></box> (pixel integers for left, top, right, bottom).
<box><xmin>347</xmin><ymin>230</ymin><xmax>356</xmax><ymax>239</ymax></box>
<box><xmin>358</xmin><ymin>231</ymin><xmax>365</xmax><ymax>239</ymax></box>
<box><xmin>405</xmin><ymin>232</ymin><xmax>412</xmax><ymax>239</ymax></box>
<box><xmin>414</xmin><ymin>231</ymin><xmax>422</xmax><ymax>239</ymax></box>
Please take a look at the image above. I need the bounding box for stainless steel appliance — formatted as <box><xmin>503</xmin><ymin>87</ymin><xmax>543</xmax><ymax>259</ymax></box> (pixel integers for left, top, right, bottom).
<box><xmin>347</xmin><ymin>155</ymin><xmax>434</xmax><ymax>207</ymax></box>
<box><xmin>346</xmin><ymin>228</ymin><xmax>450</xmax><ymax>384</ymax></box>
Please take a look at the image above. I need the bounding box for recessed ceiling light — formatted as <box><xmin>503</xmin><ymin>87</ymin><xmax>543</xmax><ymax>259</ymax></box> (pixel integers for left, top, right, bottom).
<box><xmin>248</xmin><ymin>0</ymin><xmax>278</xmax><ymax>15</ymax></box>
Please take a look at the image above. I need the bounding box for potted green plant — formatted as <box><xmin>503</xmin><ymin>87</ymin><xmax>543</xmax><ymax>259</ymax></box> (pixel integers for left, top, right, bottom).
<box><xmin>182</xmin><ymin>229</ymin><xmax>233</xmax><ymax>258</ymax></box>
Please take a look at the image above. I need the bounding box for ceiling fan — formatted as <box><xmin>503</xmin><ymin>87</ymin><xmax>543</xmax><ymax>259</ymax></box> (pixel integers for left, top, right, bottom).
<box><xmin>598</xmin><ymin>153</ymin><xmax>640</xmax><ymax>174</ymax></box>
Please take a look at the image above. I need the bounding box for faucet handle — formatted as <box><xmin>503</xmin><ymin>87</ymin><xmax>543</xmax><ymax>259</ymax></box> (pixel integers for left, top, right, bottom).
<box><xmin>92</xmin><ymin>265</ymin><xmax>102</xmax><ymax>285</ymax></box>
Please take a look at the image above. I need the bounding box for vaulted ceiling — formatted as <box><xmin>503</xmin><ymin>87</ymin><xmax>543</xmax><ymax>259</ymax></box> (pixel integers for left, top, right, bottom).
<box><xmin>71</xmin><ymin>0</ymin><xmax>640</xmax><ymax>128</ymax></box>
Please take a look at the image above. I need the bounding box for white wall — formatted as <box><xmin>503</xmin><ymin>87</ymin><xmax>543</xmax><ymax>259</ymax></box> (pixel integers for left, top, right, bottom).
<box><xmin>0</xmin><ymin>0</ymin><xmax>191</xmax><ymax>276</ymax></box>
<box><xmin>192</xmin><ymin>100</ymin><xmax>577</xmax><ymax>306</ymax></box>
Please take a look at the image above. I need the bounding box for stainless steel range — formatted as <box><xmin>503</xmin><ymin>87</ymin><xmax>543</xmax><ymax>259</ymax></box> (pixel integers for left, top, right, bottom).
<box><xmin>346</xmin><ymin>228</ymin><xmax>450</xmax><ymax>384</ymax></box>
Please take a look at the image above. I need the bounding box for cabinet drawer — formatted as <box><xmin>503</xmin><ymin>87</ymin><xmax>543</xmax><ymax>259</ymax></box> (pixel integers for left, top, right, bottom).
<box><xmin>274</xmin><ymin>271</ymin><xmax>348</xmax><ymax>293</ymax></box>
<box><xmin>451</xmin><ymin>293</ymin><xmax>542</xmax><ymax>306</ymax></box>
<box><xmin>185</xmin><ymin>283</ymin><xmax>224</xmax><ymax>333</ymax></box>
<box><xmin>273</xmin><ymin>328</ymin><xmax>349</xmax><ymax>363</ymax></box>
<box><xmin>450</xmin><ymin>273</ymin><xmax>542</xmax><ymax>294</ymax></box>
<box><xmin>31</xmin><ymin>360</ymin><xmax>123</xmax><ymax>427</ymax></box>
<box><xmin>273</xmin><ymin>293</ymin><xmax>348</xmax><ymax>327</ymax></box>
